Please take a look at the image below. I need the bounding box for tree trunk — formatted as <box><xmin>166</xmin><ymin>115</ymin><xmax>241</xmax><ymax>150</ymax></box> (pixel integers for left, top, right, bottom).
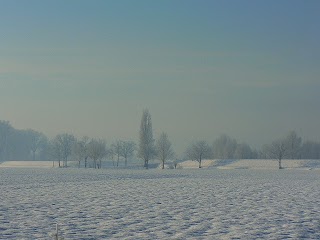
<box><xmin>32</xmin><ymin>151</ymin><xmax>36</xmax><ymax>161</ymax></box>
<box><xmin>58</xmin><ymin>160</ymin><xmax>61</xmax><ymax>167</ymax></box>
<box><xmin>125</xmin><ymin>157</ymin><xmax>127</xmax><ymax>167</ymax></box>
<box><xmin>85</xmin><ymin>158</ymin><xmax>87</xmax><ymax>168</ymax></box>
<box><xmin>199</xmin><ymin>158</ymin><xmax>202</xmax><ymax>168</ymax></box>
<box><xmin>78</xmin><ymin>160</ymin><xmax>81</xmax><ymax>168</ymax></box>
<box><xmin>278</xmin><ymin>158</ymin><xmax>282</xmax><ymax>169</ymax></box>
<box><xmin>144</xmin><ymin>159</ymin><xmax>149</xmax><ymax>169</ymax></box>
<box><xmin>162</xmin><ymin>159</ymin><xmax>165</xmax><ymax>169</ymax></box>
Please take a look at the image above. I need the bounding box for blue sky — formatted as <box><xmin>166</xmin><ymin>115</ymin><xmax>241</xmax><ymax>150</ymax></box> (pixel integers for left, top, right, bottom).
<box><xmin>1</xmin><ymin>0</ymin><xmax>320</xmax><ymax>154</ymax></box>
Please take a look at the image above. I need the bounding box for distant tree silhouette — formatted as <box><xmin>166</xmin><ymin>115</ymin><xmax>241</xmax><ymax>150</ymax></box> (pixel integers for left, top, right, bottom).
<box><xmin>186</xmin><ymin>140</ymin><xmax>212</xmax><ymax>168</ymax></box>
<box><xmin>138</xmin><ymin>109</ymin><xmax>156</xmax><ymax>169</ymax></box>
<box><xmin>156</xmin><ymin>132</ymin><xmax>175</xmax><ymax>169</ymax></box>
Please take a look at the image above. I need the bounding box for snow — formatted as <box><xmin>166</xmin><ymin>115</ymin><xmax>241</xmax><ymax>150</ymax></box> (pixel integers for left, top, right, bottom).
<box><xmin>178</xmin><ymin>160</ymin><xmax>218</xmax><ymax>168</ymax></box>
<box><xmin>1</xmin><ymin>159</ymin><xmax>320</xmax><ymax>170</ymax></box>
<box><xmin>1</xmin><ymin>167</ymin><xmax>320</xmax><ymax>239</ymax></box>
<box><xmin>0</xmin><ymin>161</ymin><xmax>57</xmax><ymax>168</ymax></box>
<box><xmin>178</xmin><ymin>159</ymin><xmax>320</xmax><ymax>170</ymax></box>
<box><xmin>215</xmin><ymin>159</ymin><xmax>320</xmax><ymax>170</ymax></box>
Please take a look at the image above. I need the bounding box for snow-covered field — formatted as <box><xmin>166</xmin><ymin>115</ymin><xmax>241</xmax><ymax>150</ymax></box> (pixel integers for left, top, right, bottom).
<box><xmin>0</xmin><ymin>161</ymin><xmax>58</xmax><ymax>168</ymax></box>
<box><xmin>177</xmin><ymin>159</ymin><xmax>320</xmax><ymax>171</ymax></box>
<box><xmin>1</xmin><ymin>167</ymin><xmax>320</xmax><ymax>239</ymax></box>
<box><xmin>2</xmin><ymin>159</ymin><xmax>320</xmax><ymax>170</ymax></box>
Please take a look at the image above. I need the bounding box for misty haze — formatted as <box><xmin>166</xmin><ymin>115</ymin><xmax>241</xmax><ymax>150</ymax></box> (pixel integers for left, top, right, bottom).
<box><xmin>1</xmin><ymin>1</ymin><xmax>320</xmax><ymax>239</ymax></box>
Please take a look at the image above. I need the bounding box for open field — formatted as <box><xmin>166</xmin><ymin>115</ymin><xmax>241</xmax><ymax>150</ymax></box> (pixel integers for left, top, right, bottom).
<box><xmin>0</xmin><ymin>167</ymin><xmax>320</xmax><ymax>239</ymax></box>
<box><xmin>176</xmin><ymin>159</ymin><xmax>320</xmax><ymax>170</ymax></box>
<box><xmin>1</xmin><ymin>159</ymin><xmax>320</xmax><ymax>170</ymax></box>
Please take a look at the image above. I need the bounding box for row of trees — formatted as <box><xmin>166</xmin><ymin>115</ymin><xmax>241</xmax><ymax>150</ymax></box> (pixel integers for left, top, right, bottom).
<box><xmin>0</xmin><ymin>120</ymin><xmax>136</xmax><ymax>168</ymax></box>
<box><xmin>1</xmin><ymin>113</ymin><xmax>320</xmax><ymax>169</ymax></box>
<box><xmin>137</xmin><ymin>110</ymin><xmax>320</xmax><ymax>169</ymax></box>
<box><xmin>0</xmin><ymin>113</ymin><xmax>174</xmax><ymax>169</ymax></box>
<box><xmin>49</xmin><ymin>135</ymin><xmax>136</xmax><ymax>168</ymax></box>
<box><xmin>0</xmin><ymin>121</ymin><xmax>48</xmax><ymax>161</ymax></box>
<box><xmin>138</xmin><ymin>110</ymin><xmax>175</xmax><ymax>169</ymax></box>
<box><xmin>261</xmin><ymin>131</ymin><xmax>316</xmax><ymax>169</ymax></box>
<box><xmin>184</xmin><ymin>131</ymin><xmax>314</xmax><ymax>169</ymax></box>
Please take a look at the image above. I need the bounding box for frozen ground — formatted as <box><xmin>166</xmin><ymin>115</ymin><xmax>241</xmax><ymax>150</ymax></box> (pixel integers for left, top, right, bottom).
<box><xmin>2</xmin><ymin>159</ymin><xmax>320</xmax><ymax>170</ymax></box>
<box><xmin>0</xmin><ymin>161</ymin><xmax>58</xmax><ymax>168</ymax></box>
<box><xmin>0</xmin><ymin>168</ymin><xmax>320</xmax><ymax>239</ymax></box>
<box><xmin>178</xmin><ymin>159</ymin><xmax>320</xmax><ymax>170</ymax></box>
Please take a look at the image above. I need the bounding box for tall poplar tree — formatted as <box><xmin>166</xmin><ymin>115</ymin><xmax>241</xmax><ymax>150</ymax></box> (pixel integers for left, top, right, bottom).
<box><xmin>138</xmin><ymin>109</ymin><xmax>156</xmax><ymax>169</ymax></box>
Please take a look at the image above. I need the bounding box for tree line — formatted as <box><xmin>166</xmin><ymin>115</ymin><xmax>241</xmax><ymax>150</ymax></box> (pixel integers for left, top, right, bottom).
<box><xmin>1</xmin><ymin>111</ymin><xmax>320</xmax><ymax>169</ymax></box>
<box><xmin>185</xmin><ymin>131</ymin><xmax>320</xmax><ymax>169</ymax></box>
<box><xmin>0</xmin><ymin>120</ymin><xmax>136</xmax><ymax>168</ymax></box>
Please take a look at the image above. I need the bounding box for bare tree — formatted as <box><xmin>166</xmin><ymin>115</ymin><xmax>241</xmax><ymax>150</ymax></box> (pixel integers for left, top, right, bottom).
<box><xmin>108</xmin><ymin>147</ymin><xmax>116</xmax><ymax>167</ymax></box>
<box><xmin>263</xmin><ymin>138</ymin><xmax>288</xmax><ymax>169</ymax></box>
<box><xmin>138</xmin><ymin>109</ymin><xmax>156</xmax><ymax>169</ymax></box>
<box><xmin>111</xmin><ymin>140</ymin><xmax>122</xmax><ymax>167</ymax></box>
<box><xmin>37</xmin><ymin>137</ymin><xmax>49</xmax><ymax>160</ymax></box>
<box><xmin>73</xmin><ymin>136</ymin><xmax>89</xmax><ymax>168</ymax></box>
<box><xmin>49</xmin><ymin>138</ymin><xmax>63</xmax><ymax>167</ymax></box>
<box><xmin>55</xmin><ymin>133</ymin><xmax>76</xmax><ymax>167</ymax></box>
<box><xmin>24</xmin><ymin>129</ymin><xmax>47</xmax><ymax>160</ymax></box>
<box><xmin>120</xmin><ymin>140</ymin><xmax>136</xmax><ymax>167</ymax></box>
<box><xmin>234</xmin><ymin>142</ymin><xmax>253</xmax><ymax>159</ymax></box>
<box><xmin>186</xmin><ymin>140</ymin><xmax>212</xmax><ymax>168</ymax></box>
<box><xmin>301</xmin><ymin>140</ymin><xmax>320</xmax><ymax>159</ymax></box>
<box><xmin>156</xmin><ymin>132</ymin><xmax>175</xmax><ymax>169</ymax></box>
<box><xmin>285</xmin><ymin>131</ymin><xmax>302</xmax><ymax>159</ymax></box>
<box><xmin>87</xmin><ymin>139</ymin><xmax>107</xmax><ymax>169</ymax></box>
<box><xmin>213</xmin><ymin>134</ymin><xmax>237</xmax><ymax>159</ymax></box>
<box><xmin>0</xmin><ymin>121</ymin><xmax>12</xmax><ymax>161</ymax></box>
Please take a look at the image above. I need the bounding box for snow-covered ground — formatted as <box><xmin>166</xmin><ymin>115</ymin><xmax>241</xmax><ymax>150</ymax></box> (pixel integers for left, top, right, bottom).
<box><xmin>214</xmin><ymin>159</ymin><xmax>320</xmax><ymax>170</ymax></box>
<box><xmin>2</xmin><ymin>159</ymin><xmax>320</xmax><ymax>170</ymax></box>
<box><xmin>0</xmin><ymin>161</ymin><xmax>58</xmax><ymax>168</ymax></box>
<box><xmin>178</xmin><ymin>159</ymin><xmax>320</xmax><ymax>170</ymax></box>
<box><xmin>177</xmin><ymin>159</ymin><xmax>218</xmax><ymax>168</ymax></box>
<box><xmin>1</xmin><ymin>167</ymin><xmax>320</xmax><ymax>239</ymax></box>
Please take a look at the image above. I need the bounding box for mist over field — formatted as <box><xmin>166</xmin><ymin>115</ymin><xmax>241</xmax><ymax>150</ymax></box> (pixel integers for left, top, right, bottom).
<box><xmin>1</xmin><ymin>0</ymin><xmax>320</xmax><ymax>155</ymax></box>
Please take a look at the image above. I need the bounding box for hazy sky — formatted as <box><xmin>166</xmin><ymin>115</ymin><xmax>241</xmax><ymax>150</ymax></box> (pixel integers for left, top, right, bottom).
<box><xmin>1</xmin><ymin>0</ymin><xmax>319</xmax><ymax>154</ymax></box>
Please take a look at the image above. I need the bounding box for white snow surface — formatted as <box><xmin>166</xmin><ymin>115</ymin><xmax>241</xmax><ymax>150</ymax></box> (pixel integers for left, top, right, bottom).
<box><xmin>1</xmin><ymin>167</ymin><xmax>320</xmax><ymax>239</ymax></box>
<box><xmin>1</xmin><ymin>159</ymin><xmax>320</xmax><ymax>170</ymax></box>
<box><xmin>0</xmin><ymin>161</ymin><xmax>58</xmax><ymax>168</ymax></box>
<box><xmin>215</xmin><ymin>159</ymin><xmax>320</xmax><ymax>170</ymax></box>
<box><xmin>178</xmin><ymin>160</ymin><xmax>217</xmax><ymax>168</ymax></box>
<box><xmin>178</xmin><ymin>159</ymin><xmax>320</xmax><ymax>170</ymax></box>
